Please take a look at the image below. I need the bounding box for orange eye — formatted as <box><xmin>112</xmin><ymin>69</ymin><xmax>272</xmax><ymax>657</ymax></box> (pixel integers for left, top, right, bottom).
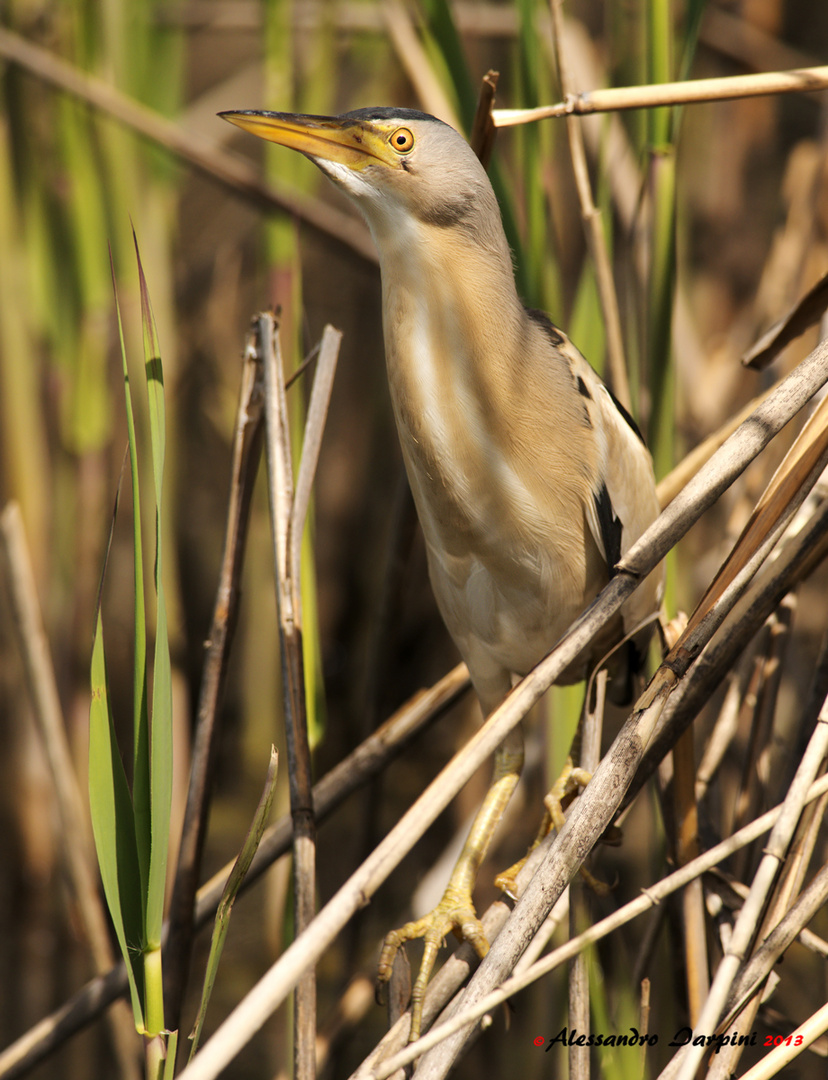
<box><xmin>390</xmin><ymin>127</ymin><xmax>414</xmax><ymax>153</ymax></box>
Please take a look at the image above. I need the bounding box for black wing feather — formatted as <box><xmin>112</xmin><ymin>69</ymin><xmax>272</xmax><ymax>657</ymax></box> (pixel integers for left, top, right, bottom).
<box><xmin>593</xmin><ymin>483</ymin><xmax>623</xmax><ymax>574</ymax></box>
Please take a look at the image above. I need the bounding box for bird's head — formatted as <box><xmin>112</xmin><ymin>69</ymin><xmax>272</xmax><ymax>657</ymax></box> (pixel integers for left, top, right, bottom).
<box><xmin>219</xmin><ymin>107</ymin><xmax>501</xmax><ymax>245</ymax></box>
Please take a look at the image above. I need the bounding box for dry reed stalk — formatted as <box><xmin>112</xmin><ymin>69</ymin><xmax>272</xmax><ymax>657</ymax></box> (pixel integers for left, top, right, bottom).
<box><xmin>407</xmin><ymin>339</ymin><xmax>828</xmax><ymax>1078</ymax></box>
<box><xmin>176</xmin><ymin>336</ymin><xmax>828</xmax><ymax>1080</ymax></box>
<box><xmin>567</xmin><ymin>670</ymin><xmax>605</xmax><ymax>1080</ymax></box>
<box><xmin>707</xmin><ymin>638</ymin><xmax>828</xmax><ymax>1077</ymax></box>
<box><xmin>260</xmin><ymin>313</ymin><xmax>342</xmax><ymax>1080</ymax></box>
<box><xmin>661</xmin><ymin>697</ymin><xmax>828</xmax><ymax>1080</ymax></box>
<box><xmin>738</xmin><ymin>1001</ymin><xmax>828</xmax><ymax>1079</ymax></box>
<box><xmin>628</xmin><ymin>489</ymin><xmax>828</xmax><ymax>816</ymax></box>
<box><xmin>367</xmin><ymin>773</ymin><xmax>828</xmax><ymax>1079</ymax></box>
<box><xmin>494</xmin><ymin>65</ymin><xmax>828</xmax><ymax>126</ymax></box>
<box><xmin>0</xmin><ymin>663</ymin><xmax>470</xmax><ymax>1080</ymax></box>
<box><xmin>673</xmin><ymin>718</ymin><xmax>709</xmax><ymax>1025</ymax></box>
<box><xmin>382</xmin><ymin>0</ymin><xmax>461</xmax><ymax>129</ymax></box>
<box><xmin>695</xmin><ymin>658</ymin><xmax>755</xmax><ymax>805</ymax></box>
<box><xmin>164</xmin><ymin>319</ymin><xmax>265</xmax><ymax>1033</ymax></box>
<box><xmin>548</xmin><ymin>0</ymin><xmax>631</xmax><ymax>411</ymax></box>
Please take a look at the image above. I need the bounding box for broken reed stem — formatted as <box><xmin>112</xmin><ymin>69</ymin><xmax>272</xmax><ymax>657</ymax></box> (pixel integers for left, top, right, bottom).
<box><xmin>164</xmin><ymin>325</ymin><xmax>265</xmax><ymax>1034</ymax></box>
<box><xmin>288</xmin><ymin>325</ymin><xmax>342</xmax><ymax>592</ymax></box>
<box><xmin>469</xmin><ymin>71</ymin><xmax>499</xmax><ymax>168</ymax></box>
<box><xmin>260</xmin><ymin>313</ymin><xmax>317</xmax><ymax>1080</ymax></box>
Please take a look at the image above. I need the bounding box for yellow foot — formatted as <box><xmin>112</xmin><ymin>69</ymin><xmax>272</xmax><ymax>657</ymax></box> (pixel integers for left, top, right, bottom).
<box><xmin>377</xmin><ymin>885</ymin><xmax>489</xmax><ymax>1041</ymax></box>
<box><xmin>495</xmin><ymin>758</ymin><xmax>611</xmax><ymax>898</ymax></box>
<box><xmin>494</xmin><ymin>854</ymin><xmax>532</xmax><ymax>900</ymax></box>
<box><xmin>544</xmin><ymin>757</ymin><xmax>593</xmax><ymax>831</ymax></box>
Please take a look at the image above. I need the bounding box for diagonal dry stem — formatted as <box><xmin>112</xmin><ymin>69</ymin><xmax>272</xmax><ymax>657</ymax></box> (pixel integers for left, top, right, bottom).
<box><xmin>743</xmin><ymin>269</ymin><xmax>828</xmax><ymax>369</ymax></box>
<box><xmin>0</xmin><ymin>663</ymin><xmax>470</xmax><ymax>1080</ymax></box>
<box><xmin>382</xmin><ymin>0</ymin><xmax>461</xmax><ymax>129</ymax></box>
<box><xmin>663</xmin><ymin>692</ymin><xmax>828</xmax><ymax>1080</ymax></box>
<box><xmin>708</xmin><ymin>622</ymin><xmax>823</xmax><ymax>1079</ymax></box>
<box><xmin>410</xmin><ymin>342</ymin><xmax>828</xmax><ymax>1079</ymax></box>
<box><xmin>175</xmin><ymin>337</ymin><xmax>828</xmax><ymax>1080</ymax></box>
<box><xmin>739</xmin><ymin>1001</ymin><xmax>828</xmax><ymax>1080</ymax></box>
<box><xmin>626</xmin><ymin>489</ymin><xmax>828</xmax><ymax>817</ymax></box>
<box><xmin>720</xmin><ymin>857</ymin><xmax>828</xmax><ymax>1029</ymax></box>
<box><xmin>369</xmin><ymin>773</ymin><xmax>828</xmax><ymax>1079</ymax></box>
<box><xmin>695</xmin><ymin>658</ymin><xmax>756</xmax><ymax>805</ymax></box>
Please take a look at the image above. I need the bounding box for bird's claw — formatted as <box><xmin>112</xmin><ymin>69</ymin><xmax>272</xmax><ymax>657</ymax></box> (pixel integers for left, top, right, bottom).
<box><xmin>495</xmin><ymin>759</ymin><xmax>612</xmax><ymax>898</ymax></box>
<box><xmin>493</xmin><ymin>863</ymin><xmax>522</xmax><ymax>900</ymax></box>
<box><xmin>378</xmin><ymin>888</ymin><xmax>489</xmax><ymax>1042</ymax></box>
<box><xmin>544</xmin><ymin>758</ymin><xmax>593</xmax><ymax>830</ymax></box>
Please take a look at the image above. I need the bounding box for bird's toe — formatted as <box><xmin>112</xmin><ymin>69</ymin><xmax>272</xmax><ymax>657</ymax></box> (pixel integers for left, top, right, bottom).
<box><xmin>377</xmin><ymin>889</ymin><xmax>489</xmax><ymax>1041</ymax></box>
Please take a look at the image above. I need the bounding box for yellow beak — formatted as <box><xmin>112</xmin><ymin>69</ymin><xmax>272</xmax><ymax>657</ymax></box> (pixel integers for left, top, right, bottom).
<box><xmin>219</xmin><ymin>110</ymin><xmax>400</xmax><ymax>171</ymax></box>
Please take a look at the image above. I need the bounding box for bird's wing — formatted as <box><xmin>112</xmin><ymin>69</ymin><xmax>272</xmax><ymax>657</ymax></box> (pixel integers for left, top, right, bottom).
<box><xmin>546</xmin><ymin>331</ymin><xmax>664</xmax><ymax>700</ymax></box>
<box><xmin>554</xmin><ymin>331</ymin><xmax>662</xmax><ymax>594</ymax></box>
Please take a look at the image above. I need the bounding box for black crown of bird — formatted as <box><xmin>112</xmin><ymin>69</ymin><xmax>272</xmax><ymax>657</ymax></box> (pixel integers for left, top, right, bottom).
<box><xmin>221</xmin><ymin>106</ymin><xmax>664</xmax><ymax>1041</ymax></box>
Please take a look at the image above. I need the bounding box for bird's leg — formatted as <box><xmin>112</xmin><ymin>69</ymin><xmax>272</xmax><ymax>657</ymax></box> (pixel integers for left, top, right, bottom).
<box><xmin>494</xmin><ymin>707</ymin><xmax>602</xmax><ymax>898</ymax></box>
<box><xmin>378</xmin><ymin>726</ymin><xmax>524</xmax><ymax>1041</ymax></box>
<box><xmin>492</xmin><ymin>758</ymin><xmax>592</xmax><ymax>897</ymax></box>
<box><xmin>541</xmin><ymin>707</ymin><xmax>591</xmax><ymax>830</ymax></box>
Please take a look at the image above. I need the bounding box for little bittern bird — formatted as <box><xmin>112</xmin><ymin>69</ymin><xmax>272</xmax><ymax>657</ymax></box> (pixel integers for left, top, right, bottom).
<box><xmin>221</xmin><ymin>107</ymin><xmax>664</xmax><ymax>1039</ymax></box>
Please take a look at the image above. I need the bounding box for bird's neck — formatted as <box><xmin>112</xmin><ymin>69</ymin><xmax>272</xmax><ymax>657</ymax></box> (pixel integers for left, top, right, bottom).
<box><xmin>374</xmin><ymin>215</ymin><xmax>543</xmax><ymax>547</ymax></box>
<box><xmin>376</xmin><ymin>214</ymin><xmax>526</xmax><ymax>410</ymax></box>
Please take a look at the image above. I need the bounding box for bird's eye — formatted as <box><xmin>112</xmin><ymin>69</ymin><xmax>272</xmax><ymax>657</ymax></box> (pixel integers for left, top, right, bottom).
<box><xmin>390</xmin><ymin>127</ymin><xmax>414</xmax><ymax>153</ymax></box>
